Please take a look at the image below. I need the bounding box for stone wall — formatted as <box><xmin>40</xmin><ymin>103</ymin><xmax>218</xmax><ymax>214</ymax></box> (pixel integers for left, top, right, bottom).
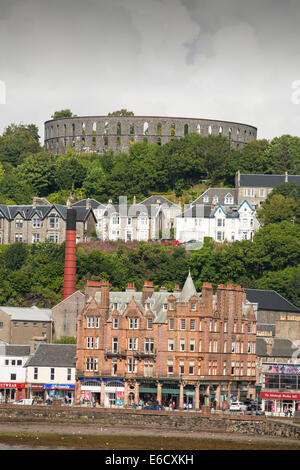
<box><xmin>44</xmin><ymin>115</ymin><xmax>257</xmax><ymax>154</ymax></box>
<box><xmin>0</xmin><ymin>405</ymin><xmax>299</xmax><ymax>439</ymax></box>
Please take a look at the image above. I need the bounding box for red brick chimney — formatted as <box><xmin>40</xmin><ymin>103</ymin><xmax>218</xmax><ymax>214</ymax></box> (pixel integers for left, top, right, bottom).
<box><xmin>99</xmin><ymin>280</ymin><xmax>110</xmax><ymax>309</ymax></box>
<box><xmin>126</xmin><ymin>282</ymin><xmax>136</xmax><ymax>292</ymax></box>
<box><xmin>201</xmin><ymin>282</ymin><xmax>213</xmax><ymax>315</ymax></box>
<box><xmin>142</xmin><ymin>281</ymin><xmax>154</xmax><ymax>304</ymax></box>
<box><xmin>63</xmin><ymin>207</ymin><xmax>77</xmax><ymax>300</ymax></box>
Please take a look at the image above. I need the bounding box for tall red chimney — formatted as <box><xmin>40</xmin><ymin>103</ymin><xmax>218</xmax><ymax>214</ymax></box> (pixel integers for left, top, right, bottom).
<box><xmin>63</xmin><ymin>207</ymin><xmax>77</xmax><ymax>299</ymax></box>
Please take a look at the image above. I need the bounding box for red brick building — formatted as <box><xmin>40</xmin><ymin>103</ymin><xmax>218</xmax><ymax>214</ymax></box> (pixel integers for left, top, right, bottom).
<box><xmin>75</xmin><ymin>273</ymin><xmax>257</xmax><ymax>409</ymax></box>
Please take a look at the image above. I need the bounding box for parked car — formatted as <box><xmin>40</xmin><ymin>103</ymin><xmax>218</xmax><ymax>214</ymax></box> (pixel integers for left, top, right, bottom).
<box><xmin>242</xmin><ymin>400</ymin><xmax>261</xmax><ymax>411</ymax></box>
<box><xmin>142</xmin><ymin>404</ymin><xmax>164</xmax><ymax>410</ymax></box>
<box><xmin>229</xmin><ymin>401</ymin><xmax>247</xmax><ymax>411</ymax></box>
<box><xmin>14</xmin><ymin>398</ymin><xmax>34</xmax><ymax>405</ymax></box>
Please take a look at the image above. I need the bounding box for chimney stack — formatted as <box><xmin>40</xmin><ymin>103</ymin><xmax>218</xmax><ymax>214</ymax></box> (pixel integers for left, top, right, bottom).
<box><xmin>126</xmin><ymin>282</ymin><xmax>136</xmax><ymax>292</ymax></box>
<box><xmin>142</xmin><ymin>280</ymin><xmax>154</xmax><ymax>304</ymax></box>
<box><xmin>63</xmin><ymin>207</ymin><xmax>77</xmax><ymax>300</ymax></box>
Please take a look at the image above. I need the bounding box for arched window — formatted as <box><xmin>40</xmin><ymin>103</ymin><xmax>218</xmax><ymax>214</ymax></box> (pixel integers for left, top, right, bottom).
<box><xmin>219</xmin><ymin>126</ymin><xmax>223</xmax><ymax>134</ymax></box>
<box><xmin>208</xmin><ymin>125</ymin><xmax>212</xmax><ymax>135</ymax></box>
<box><xmin>130</xmin><ymin>123</ymin><xmax>134</xmax><ymax>135</ymax></box>
<box><xmin>81</xmin><ymin>137</ymin><xmax>85</xmax><ymax>146</ymax></box>
<box><xmin>157</xmin><ymin>122</ymin><xmax>162</xmax><ymax>136</ymax></box>
<box><xmin>197</xmin><ymin>124</ymin><xmax>201</xmax><ymax>134</ymax></box>
<box><xmin>64</xmin><ymin>124</ymin><xmax>66</xmax><ymax>136</ymax></box>
<box><xmin>104</xmin><ymin>136</ymin><xmax>108</xmax><ymax>146</ymax></box>
<box><xmin>104</xmin><ymin>122</ymin><xmax>109</xmax><ymax>134</ymax></box>
<box><xmin>228</xmin><ymin>128</ymin><xmax>232</xmax><ymax>139</ymax></box>
<box><xmin>117</xmin><ymin>122</ymin><xmax>121</xmax><ymax>136</ymax></box>
<box><xmin>72</xmin><ymin>123</ymin><xmax>75</xmax><ymax>135</ymax></box>
<box><xmin>184</xmin><ymin>123</ymin><xmax>189</xmax><ymax>136</ymax></box>
<box><xmin>92</xmin><ymin>122</ymin><xmax>97</xmax><ymax>135</ymax></box>
<box><xmin>157</xmin><ymin>137</ymin><xmax>161</xmax><ymax>146</ymax></box>
<box><xmin>116</xmin><ymin>136</ymin><xmax>121</xmax><ymax>146</ymax></box>
<box><xmin>170</xmin><ymin>123</ymin><xmax>175</xmax><ymax>136</ymax></box>
<box><xmin>143</xmin><ymin>122</ymin><xmax>149</xmax><ymax>135</ymax></box>
<box><xmin>237</xmin><ymin>128</ymin><xmax>240</xmax><ymax>140</ymax></box>
<box><xmin>92</xmin><ymin>136</ymin><xmax>96</xmax><ymax>147</ymax></box>
<box><xmin>82</xmin><ymin>122</ymin><xmax>86</xmax><ymax>135</ymax></box>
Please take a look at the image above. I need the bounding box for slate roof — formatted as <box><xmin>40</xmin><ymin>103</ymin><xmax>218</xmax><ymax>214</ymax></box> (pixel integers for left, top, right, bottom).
<box><xmin>245</xmin><ymin>289</ymin><xmax>300</xmax><ymax>313</ymax></box>
<box><xmin>101</xmin><ymin>203</ymin><xmax>160</xmax><ymax>218</ymax></box>
<box><xmin>72</xmin><ymin>198</ymin><xmax>104</xmax><ymax>209</ymax></box>
<box><xmin>25</xmin><ymin>343</ymin><xmax>76</xmax><ymax>367</ymax></box>
<box><xmin>239</xmin><ymin>174</ymin><xmax>300</xmax><ymax>188</ymax></box>
<box><xmin>178</xmin><ymin>202</ymin><xmax>249</xmax><ymax>219</ymax></box>
<box><xmin>140</xmin><ymin>195</ymin><xmax>181</xmax><ymax>208</ymax></box>
<box><xmin>192</xmin><ymin>188</ymin><xmax>238</xmax><ymax>205</ymax></box>
<box><xmin>0</xmin><ymin>203</ymin><xmax>95</xmax><ymax>222</ymax></box>
<box><xmin>0</xmin><ymin>306</ymin><xmax>52</xmax><ymax>322</ymax></box>
<box><xmin>3</xmin><ymin>345</ymin><xmax>30</xmax><ymax>356</ymax></box>
<box><xmin>179</xmin><ymin>271</ymin><xmax>197</xmax><ymax>302</ymax></box>
<box><xmin>257</xmin><ymin>338</ymin><xmax>296</xmax><ymax>357</ymax></box>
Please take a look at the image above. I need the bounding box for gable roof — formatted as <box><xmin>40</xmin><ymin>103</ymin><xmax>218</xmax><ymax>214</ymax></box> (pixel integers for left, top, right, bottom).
<box><xmin>179</xmin><ymin>271</ymin><xmax>197</xmax><ymax>302</ymax></box>
<box><xmin>25</xmin><ymin>343</ymin><xmax>76</xmax><ymax>367</ymax></box>
<box><xmin>0</xmin><ymin>306</ymin><xmax>52</xmax><ymax>322</ymax></box>
<box><xmin>0</xmin><ymin>203</ymin><xmax>95</xmax><ymax>222</ymax></box>
<box><xmin>193</xmin><ymin>188</ymin><xmax>237</xmax><ymax>205</ymax></box>
<box><xmin>140</xmin><ymin>195</ymin><xmax>180</xmax><ymax>208</ymax></box>
<box><xmin>239</xmin><ymin>174</ymin><xmax>300</xmax><ymax>188</ymax></box>
<box><xmin>2</xmin><ymin>345</ymin><xmax>31</xmax><ymax>357</ymax></box>
<box><xmin>245</xmin><ymin>289</ymin><xmax>300</xmax><ymax>313</ymax></box>
<box><xmin>72</xmin><ymin>198</ymin><xmax>104</xmax><ymax>209</ymax></box>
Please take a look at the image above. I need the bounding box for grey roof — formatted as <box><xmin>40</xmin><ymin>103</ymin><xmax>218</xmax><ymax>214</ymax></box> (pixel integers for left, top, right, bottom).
<box><xmin>25</xmin><ymin>343</ymin><xmax>76</xmax><ymax>367</ymax></box>
<box><xmin>178</xmin><ymin>202</ymin><xmax>251</xmax><ymax>219</ymax></box>
<box><xmin>179</xmin><ymin>271</ymin><xmax>197</xmax><ymax>302</ymax></box>
<box><xmin>102</xmin><ymin>203</ymin><xmax>160</xmax><ymax>218</ymax></box>
<box><xmin>3</xmin><ymin>345</ymin><xmax>30</xmax><ymax>356</ymax></box>
<box><xmin>0</xmin><ymin>306</ymin><xmax>52</xmax><ymax>322</ymax></box>
<box><xmin>245</xmin><ymin>289</ymin><xmax>300</xmax><ymax>313</ymax></box>
<box><xmin>239</xmin><ymin>174</ymin><xmax>300</xmax><ymax>188</ymax></box>
<box><xmin>256</xmin><ymin>338</ymin><xmax>297</xmax><ymax>358</ymax></box>
<box><xmin>193</xmin><ymin>188</ymin><xmax>237</xmax><ymax>205</ymax></box>
<box><xmin>72</xmin><ymin>198</ymin><xmax>104</xmax><ymax>209</ymax></box>
<box><xmin>140</xmin><ymin>195</ymin><xmax>180</xmax><ymax>208</ymax></box>
<box><xmin>0</xmin><ymin>203</ymin><xmax>95</xmax><ymax>223</ymax></box>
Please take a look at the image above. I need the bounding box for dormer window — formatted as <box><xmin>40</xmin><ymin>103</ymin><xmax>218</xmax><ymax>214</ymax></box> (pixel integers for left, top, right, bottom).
<box><xmin>213</xmin><ymin>196</ymin><xmax>218</xmax><ymax>203</ymax></box>
<box><xmin>146</xmin><ymin>302</ymin><xmax>151</xmax><ymax>310</ymax></box>
<box><xmin>191</xmin><ymin>302</ymin><xmax>196</xmax><ymax>311</ymax></box>
<box><xmin>169</xmin><ymin>302</ymin><xmax>175</xmax><ymax>311</ymax></box>
<box><xmin>203</xmin><ymin>196</ymin><xmax>209</xmax><ymax>203</ymax></box>
<box><xmin>224</xmin><ymin>194</ymin><xmax>233</xmax><ymax>205</ymax></box>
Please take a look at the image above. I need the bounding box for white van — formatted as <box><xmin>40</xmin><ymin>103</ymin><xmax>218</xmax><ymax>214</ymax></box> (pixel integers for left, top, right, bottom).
<box><xmin>14</xmin><ymin>398</ymin><xmax>34</xmax><ymax>405</ymax></box>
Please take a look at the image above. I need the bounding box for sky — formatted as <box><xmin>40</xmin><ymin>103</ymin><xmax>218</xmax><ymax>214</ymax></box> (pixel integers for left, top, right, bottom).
<box><xmin>0</xmin><ymin>0</ymin><xmax>300</xmax><ymax>143</ymax></box>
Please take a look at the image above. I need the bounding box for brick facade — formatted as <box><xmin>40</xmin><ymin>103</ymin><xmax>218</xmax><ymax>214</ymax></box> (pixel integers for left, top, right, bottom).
<box><xmin>75</xmin><ymin>275</ymin><xmax>257</xmax><ymax>409</ymax></box>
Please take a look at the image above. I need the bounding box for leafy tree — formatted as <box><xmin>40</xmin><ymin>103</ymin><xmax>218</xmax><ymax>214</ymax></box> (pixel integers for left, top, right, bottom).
<box><xmin>2</xmin><ymin>243</ymin><xmax>28</xmax><ymax>270</ymax></box>
<box><xmin>268</xmin><ymin>135</ymin><xmax>300</xmax><ymax>174</ymax></box>
<box><xmin>0</xmin><ymin>123</ymin><xmax>42</xmax><ymax>166</ymax></box>
<box><xmin>256</xmin><ymin>194</ymin><xmax>296</xmax><ymax>226</ymax></box>
<box><xmin>51</xmin><ymin>109</ymin><xmax>74</xmax><ymax>119</ymax></box>
<box><xmin>108</xmin><ymin>109</ymin><xmax>134</xmax><ymax>116</ymax></box>
<box><xmin>16</xmin><ymin>152</ymin><xmax>57</xmax><ymax>196</ymax></box>
<box><xmin>83</xmin><ymin>166</ymin><xmax>106</xmax><ymax>198</ymax></box>
<box><xmin>54</xmin><ymin>155</ymin><xmax>87</xmax><ymax>191</ymax></box>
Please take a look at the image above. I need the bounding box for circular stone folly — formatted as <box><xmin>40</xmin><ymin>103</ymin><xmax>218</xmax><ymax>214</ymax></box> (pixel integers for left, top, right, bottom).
<box><xmin>44</xmin><ymin>115</ymin><xmax>257</xmax><ymax>154</ymax></box>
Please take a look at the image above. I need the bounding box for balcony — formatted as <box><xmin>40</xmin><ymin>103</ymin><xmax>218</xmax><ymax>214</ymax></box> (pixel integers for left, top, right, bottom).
<box><xmin>104</xmin><ymin>349</ymin><xmax>127</xmax><ymax>358</ymax></box>
<box><xmin>133</xmin><ymin>349</ymin><xmax>157</xmax><ymax>358</ymax></box>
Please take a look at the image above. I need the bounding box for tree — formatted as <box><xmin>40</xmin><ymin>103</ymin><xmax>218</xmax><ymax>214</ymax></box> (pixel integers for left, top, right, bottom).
<box><xmin>0</xmin><ymin>123</ymin><xmax>42</xmax><ymax>166</ymax></box>
<box><xmin>256</xmin><ymin>194</ymin><xmax>296</xmax><ymax>226</ymax></box>
<box><xmin>83</xmin><ymin>166</ymin><xmax>106</xmax><ymax>198</ymax></box>
<box><xmin>54</xmin><ymin>155</ymin><xmax>87</xmax><ymax>191</ymax></box>
<box><xmin>51</xmin><ymin>109</ymin><xmax>74</xmax><ymax>119</ymax></box>
<box><xmin>108</xmin><ymin>109</ymin><xmax>134</xmax><ymax>116</ymax></box>
<box><xmin>2</xmin><ymin>243</ymin><xmax>28</xmax><ymax>270</ymax></box>
<box><xmin>16</xmin><ymin>152</ymin><xmax>57</xmax><ymax>196</ymax></box>
<box><xmin>268</xmin><ymin>135</ymin><xmax>300</xmax><ymax>174</ymax></box>
<box><xmin>53</xmin><ymin>336</ymin><xmax>76</xmax><ymax>344</ymax></box>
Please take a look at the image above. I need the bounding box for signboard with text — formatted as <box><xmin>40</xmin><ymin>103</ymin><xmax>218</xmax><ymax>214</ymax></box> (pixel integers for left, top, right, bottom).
<box><xmin>261</xmin><ymin>391</ymin><xmax>300</xmax><ymax>400</ymax></box>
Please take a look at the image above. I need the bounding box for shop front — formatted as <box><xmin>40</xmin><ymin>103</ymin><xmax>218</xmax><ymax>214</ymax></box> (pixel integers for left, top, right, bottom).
<box><xmin>78</xmin><ymin>378</ymin><xmax>101</xmax><ymax>405</ymax></box>
<box><xmin>29</xmin><ymin>384</ymin><xmax>44</xmax><ymax>403</ymax></box>
<box><xmin>0</xmin><ymin>382</ymin><xmax>27</xmax><ymax>403</ymax></box>
<box><xmin>138</xmin><ymin>381</ymin><xmax>157</xmax><ymax>406</ymax></box>
<box><xmin>103</xmin><ymin>379</ymin><xmax>125</xmax><ymax>408</ymax></box>
<box><xmin>43</xmin><ymin>384</ymin><xmax>75</xmax><ymax>404</ymax></box>
<box><xmin>261</xmin><ymin>391</ymin><xmax>300</xmax><ymax>416</ymax></box>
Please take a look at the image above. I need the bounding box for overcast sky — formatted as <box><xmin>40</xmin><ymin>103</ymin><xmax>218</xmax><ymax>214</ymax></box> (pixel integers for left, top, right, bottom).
<box><xmin>0</xmin><ymin>0</ymin><xmax>300</xmax><ymax>142</ymax></box>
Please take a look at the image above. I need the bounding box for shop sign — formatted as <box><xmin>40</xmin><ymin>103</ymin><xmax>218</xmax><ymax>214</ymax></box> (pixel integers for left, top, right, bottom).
<box><xmin>0</xmin><ymin>383</ymin><xmax>27</xmax><ymax>389</ymax></box>
<box><xmin>261</xmin><ymin>391</ymin><xmax>300</xmax><ymax>400</ymax></box>
<box><xmin>263</xmin><ymin>364</ymin><xmax>300</xmax><ymax>375</ymax></box>
<box><xmin>43</xmin><ymin>384</ymin><xmax>75</xmax><ymax>390</ymax></box>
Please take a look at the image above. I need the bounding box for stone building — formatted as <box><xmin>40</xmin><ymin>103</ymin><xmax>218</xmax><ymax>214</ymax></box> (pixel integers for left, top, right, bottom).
<box><xmin>0</xmin><ymin>198</ymin><xmax>96</xmax><ymax>245</ymax></box>
<box><xmin>235</xmin><ymin>171</ymin><xmax>300</xmax><ymax>207</ymax></box>
<box><xmin>52</xmin><ymin>291</ymin><xmax>85</xmax><ymax>341</ymax></box>
<box><xmin>73</xmin><ymin>195</ymin><xmax>181</xmax><ymax>241</ymax></box>
<box><xmin>44</xmin><ymin>115</ymin><xmax>257</xmax><ymax>155</ymax></box>
<box><xmin>0</xmin><ymin>306</ymin><xmax>52</xmax><ymax>345</ymax></box>
<box><xmin>75</xmin><ymin>275</ymin><xmax>257</xmax><ymax>409</ymax></box>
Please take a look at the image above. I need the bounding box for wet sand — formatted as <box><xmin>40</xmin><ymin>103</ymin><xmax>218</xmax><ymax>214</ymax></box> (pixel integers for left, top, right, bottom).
<box><xmin>0</xmin><ymin>420</ymin><xmax>299</xmax><ymax>450</ymax></box>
